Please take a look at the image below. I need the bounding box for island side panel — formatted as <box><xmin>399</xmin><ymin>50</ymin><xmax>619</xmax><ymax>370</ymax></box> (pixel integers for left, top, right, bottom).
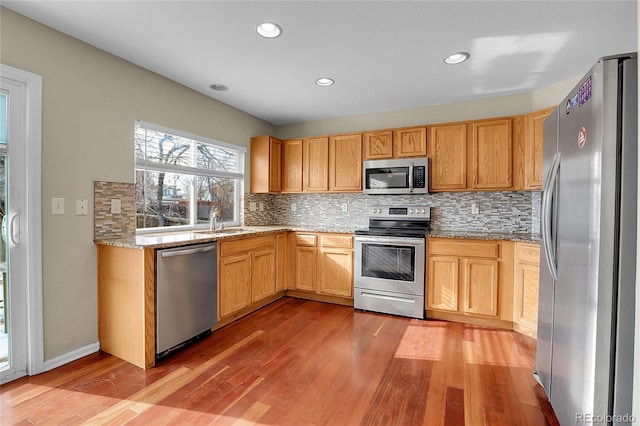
<box><xmin>97</xmin><ymin>244</ymin><xmax>147</xmax><ymax>369</ymax></box>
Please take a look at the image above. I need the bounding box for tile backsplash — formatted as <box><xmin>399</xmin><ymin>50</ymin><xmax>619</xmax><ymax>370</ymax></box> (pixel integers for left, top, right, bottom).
<box><xmin>245</xmin><ymin>191</ymin><xmax>542</xmax><ymax>235</ymax></box>
<box><xmin>94</xmin><ymin>181</ymin><xmax>136</xmax><ymax>240</ymax></box>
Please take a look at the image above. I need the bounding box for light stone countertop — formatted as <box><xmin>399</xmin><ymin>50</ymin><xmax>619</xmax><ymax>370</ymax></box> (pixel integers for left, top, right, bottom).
<box><xmin>429</xmin><ymin>230</ymin><xmax>541</xmax><ymax>244</ymax></box>
<box><xmin>94</xmin><ymin>225</ymin><xmax>541</xmax><ymax>250</ymax></box>
<box><xmin>93</xmin><ymin>225</ymin><xmax>361</xmax><ymax>250</ymax></box>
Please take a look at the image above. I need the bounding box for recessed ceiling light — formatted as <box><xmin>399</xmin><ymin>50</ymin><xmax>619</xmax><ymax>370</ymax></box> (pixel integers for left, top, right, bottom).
<box><xmin>256</xmin><ymin>22</ymin><xmax>282</xmax><ymax>39</ymax></box>
<box><xmin>315</xmin><ymin>77</ymin><xmax>335</xmax><ymax>87</ymax></box>
<box><xmin>444</xmin><ymin>52</ymin><xmax>470</xmax><ymax>65</ymax></box>
<box><xmin>209</xmin><ymin>84</ymin><xmax>228</xmax><ymax>91</ymax></box>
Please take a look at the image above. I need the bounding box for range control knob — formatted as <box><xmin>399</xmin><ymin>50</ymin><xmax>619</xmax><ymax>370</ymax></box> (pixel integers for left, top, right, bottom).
<box><xmin>421</xmin><ymin>209</ymin><xmax>426</xmax><ymax>214</ymax></box>
<box><xmin>409</xmin><ymin>208</ymin><xmax>414</xmax><ymax>214</ymax></box>
<box><xmin>372</xmin><ymin>208</ymin><xmax>377</xmax><ymax>214</ymax></box>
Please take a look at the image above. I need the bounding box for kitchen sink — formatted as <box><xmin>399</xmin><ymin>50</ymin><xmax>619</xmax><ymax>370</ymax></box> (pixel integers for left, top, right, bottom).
<box><xmin>194</xmin><ymin>228</ymin><xmax>251</xmax><ymax>236</ymax></box>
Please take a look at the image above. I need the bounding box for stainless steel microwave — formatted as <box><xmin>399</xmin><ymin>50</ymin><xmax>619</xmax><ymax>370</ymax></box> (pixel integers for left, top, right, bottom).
<box><xmin>363</xmin><ymin>158</ymin><xmax>429</xmax><ymax>195</ymax></box>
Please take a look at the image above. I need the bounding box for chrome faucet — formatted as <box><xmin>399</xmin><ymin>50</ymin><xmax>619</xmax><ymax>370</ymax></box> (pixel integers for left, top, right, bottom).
<box><xmin>209</xmin><ymin>207</ymin><xmax>220</xmax><ymax>231</ymax></box>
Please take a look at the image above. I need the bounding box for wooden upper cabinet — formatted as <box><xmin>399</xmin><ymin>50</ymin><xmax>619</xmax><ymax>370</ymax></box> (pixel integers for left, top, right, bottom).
<box><xmin>303</xmin><ymin>136</ymin><xmax>329</xmax><ymax>192</ymax></box>
<box><xmin>282</xmin><ymin>139</ymin><xmax>303</xmax><ymax>193</ymax></box>
<box><xmin>363</xmin><ymin>130</ymin><xmax>393</xmax><ymax>160</ymax></box>
<box><xmin>525</xmin><ymin>107</ymin><xmax>555</xmax><ymax>190</ymax></box>
<box><xmin>250</xmin><ymin>135</ymin><xmax>281</xmax><ymax>193</ymax></box>
<box><xmin>329</xmin><ymin>133</ymin><xmax>362</xmax><ymax>192</ymax></box>
<box><xmin>471</xmin><ymin>118</ymin><xmax>513</xmax><ymax>190</ymax></box>
<box><xmin>428</xmin><ymin>124</ymin><xmax>467</xmax><ymax>191</ymax></box>
<box><xmin>393</xmin><ymin>127</ymin><xmax>427</xmax><ymax>158</ymax></box>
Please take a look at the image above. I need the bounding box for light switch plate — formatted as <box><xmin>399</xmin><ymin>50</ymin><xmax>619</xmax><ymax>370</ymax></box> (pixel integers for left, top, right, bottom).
<box><xmin>52</xmin><ymin>198</ymin><xmax>65</xmax><ymax>215</ymax></box>
<box><xmin>291</xmin><ymin>203</ymin><xmax>297</xmax><ymax>212</ymax></box>
<box><xmin>76</xmin><ymin>199</ymin><xmax>88</xmax><ymax>216</ymax></box>
<box><xmin>111</xmin><ymin>198</ymin><xmax>122</xmax><ymax>214</ymax></box>
<box><xmin>471</xmin><ymin>203</ymin><xmax>479</xmax><ymax>215</ymax></box>
<box><xmin>259</xmin><ymin>202</ymin><xmax>264</xmax><ymax>211</ymax></box>
<box><xmin>249</xmin><ymin>202</ymin><xmax>257</xmax><ymax>212</ymax></box>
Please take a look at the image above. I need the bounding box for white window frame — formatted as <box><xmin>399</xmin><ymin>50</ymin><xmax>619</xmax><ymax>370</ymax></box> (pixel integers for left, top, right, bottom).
<box><xmin>135</xmin><ymin>120</ymin><xmax>245</xmax><ymax>234</ymax></box>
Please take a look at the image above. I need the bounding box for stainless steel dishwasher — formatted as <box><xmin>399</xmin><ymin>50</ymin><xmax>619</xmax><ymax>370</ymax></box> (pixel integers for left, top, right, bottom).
<box><xmin>155</xmin><ymin>242</ymin><xmax>217</xmax><ymax>358</ymax></box>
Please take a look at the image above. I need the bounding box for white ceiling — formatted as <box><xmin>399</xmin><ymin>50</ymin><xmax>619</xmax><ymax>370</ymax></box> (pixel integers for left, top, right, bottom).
<box><xmin>3</xmin><ymin>1</ymin><xmax>637</xmax><ymax>125</ymax></box>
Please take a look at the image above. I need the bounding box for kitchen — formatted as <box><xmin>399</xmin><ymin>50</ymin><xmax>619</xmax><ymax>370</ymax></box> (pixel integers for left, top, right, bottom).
<box><xmin>0</xmin><ymin>1</ymin><xmax>638</xmax><ymax>425</ymax></box>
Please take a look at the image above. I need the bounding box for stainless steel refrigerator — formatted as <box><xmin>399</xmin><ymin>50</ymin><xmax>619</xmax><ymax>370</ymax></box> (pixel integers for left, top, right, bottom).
<box><xmin>535</xmin><ymin>53</ymin><xmax>637</xmax><ymax>425</ymax></box>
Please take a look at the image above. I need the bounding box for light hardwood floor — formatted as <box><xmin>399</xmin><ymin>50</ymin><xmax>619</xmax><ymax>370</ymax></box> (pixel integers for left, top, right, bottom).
<box><xmin>1</xmin><ymin>297</ymin><xmax>558</xmax><ymax>425</ymax></box>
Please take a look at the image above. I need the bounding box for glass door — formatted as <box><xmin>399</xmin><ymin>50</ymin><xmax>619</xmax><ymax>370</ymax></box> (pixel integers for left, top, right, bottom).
<box><xmin>0</xmin><ymin>93</ymin><xmax>7</xmax><ymax>371</ymax></box>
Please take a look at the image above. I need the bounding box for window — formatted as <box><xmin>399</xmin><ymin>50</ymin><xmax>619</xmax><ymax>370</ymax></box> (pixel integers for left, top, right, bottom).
<box><xmin>135</xmin><ymin>121</ymin><xmax>245</xmax><ymax>231</ymax></box>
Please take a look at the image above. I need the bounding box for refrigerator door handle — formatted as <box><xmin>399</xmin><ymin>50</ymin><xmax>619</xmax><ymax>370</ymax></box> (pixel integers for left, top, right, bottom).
<box><xmin>541</xmin><ymin>152</ymin><xmax>561</xmax><ymax>281</ymax></box>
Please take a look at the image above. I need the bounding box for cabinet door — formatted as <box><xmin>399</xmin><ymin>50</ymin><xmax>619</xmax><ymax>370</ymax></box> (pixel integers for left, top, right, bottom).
<box><xmin>275</xmin><ymin>233</ymin><xmax>286</xmax><ymax>292</ymax></box>
<box><xmin>462</xmin><ymin>258</ymin><xmax>498</xmax><ymax>317</ymax></box>
<box><xmin>428</xmin><ymin>124</ymin><xmax>467</xmax><ymax>191</ymax></box>
<box><xmin>514</xmin><ymin>262</ymin><xmax>540</xmax><ymax>329</ymax></box>
<box><xmin>303</xmin><ymin>137</ymin><xmax>329</xmax><ymax>192</ymax></box>
<box><xmin>471</xmin><ymin>119</ymin><xmax>513</xmax><ymax>190</ymax></box>
<box><xmin>250</xmin><ymin>136</ymin><xmax>281</xmax><ymax>193</ymax></box>
<box><xmin>282</xmin><ymin>139</ymin><xmax>303</xmax><ymax>192</ymax></box>
<box><xmin>219</xmin><ymin>253</ymin><xmax>251</xmax><ymax>318</ymax></box>
<box><xmin>269</xmin><ymin>138</ymin><xmax>282</xmax><ymax>192</ymax></box>
<box><xmin>251</xmin><ymin>249</ymin><xmax>276</xmax><ymax>303</ymax></box>
<box><xmin>295</xmin><ymin>246</ymin><xmax>317</xmax><ymax>291</ymax></box>
<box><xmin>363</xmin><ymin>130</ymin><xmax>393</xmax><ymax>160</ymax></box>
<box><xmin>393</xmin><ymin>127</ymin><xmax>427</xmax><ymax>158</ymax></box>
<box><xmin>427</xmin><ymin>256</ymin><xmax>459</xmax><ymax>312</ymax></box>
<box><xmin>318</xmin><ymin>248</ymin><xmax>353</xmax><ymax>298</ymax></box>
<box><xmin>525</xmin><ymin>107</ymin><xmax>554</xmax><ymax>190</ymax></box>
<box><xmin>329</xmin><ymin>133</ymin><xmax>362</xmax><ymax>192</ymax></box>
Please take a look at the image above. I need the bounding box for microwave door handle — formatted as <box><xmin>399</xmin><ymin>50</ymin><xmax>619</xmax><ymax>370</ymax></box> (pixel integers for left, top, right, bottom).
<box><xmin>409</xmin><ymin>163</ymin><xmax>414</xmax><ymax>192</ymax></box>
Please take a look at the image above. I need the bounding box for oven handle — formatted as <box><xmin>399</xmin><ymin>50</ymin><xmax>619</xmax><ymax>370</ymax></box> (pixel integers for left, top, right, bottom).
<box><xmin>355</xmin><ymin>236</ymin><xmax>425</xmax><ymax>247</ymax></box>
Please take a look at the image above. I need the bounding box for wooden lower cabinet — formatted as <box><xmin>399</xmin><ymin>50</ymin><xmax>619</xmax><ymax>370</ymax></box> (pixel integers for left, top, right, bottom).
<box><xmin>513</xmin><ymin>242</ymin><xmax>541</xmax><ymax>337</ymax></box>
<box><xmin>218</xmin><ymin>235</ymin><xmax>277</xmax><ymax>320</ymax></box>
<box><xmin>295</xmin><ymin>246</ymin><xmax>317</xmax><ymax>291</ymax></box>
<box><xmin>275</xmin><ymin>232</ymin><xmax>287</xmax><ymax>292</ymax></box>
<box><xmin>427</xmin><ymin>238</ymin><xmax>514</xmax><ymax>328</ymax></box>
<box><xmin>219</xmin><ymin>253</ymin><xmax>252</xmax><ymax>318</ymax></box>
<box><xmin>289</xmin><ymin>232</ymin><xmax>354</xmax><ymax>304</ymax></box>
<box><xmin>463</xmin><ymin>258</ymin><xmax>498</xmax><ymax>317</ymax></box>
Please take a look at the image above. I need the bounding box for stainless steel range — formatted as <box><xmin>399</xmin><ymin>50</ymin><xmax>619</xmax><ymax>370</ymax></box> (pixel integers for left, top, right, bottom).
<box><xmin>354</xmin><ymin>206</ymin><xmax>430</xmax><ymax>319</ymax></box>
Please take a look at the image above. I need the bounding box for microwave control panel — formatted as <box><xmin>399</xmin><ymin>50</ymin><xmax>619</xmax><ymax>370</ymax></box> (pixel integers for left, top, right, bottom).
<box><xmin>414</xmin><ymin>166</ymin><xmax>426</xmax><ymax>188</ymax></box>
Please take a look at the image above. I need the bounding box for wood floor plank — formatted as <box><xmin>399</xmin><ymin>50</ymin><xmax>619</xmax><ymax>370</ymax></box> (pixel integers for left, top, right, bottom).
<box><xmin>0</xmin><ymin>298</ymin><xmax>557</xmax><ymax>426</ymax></box>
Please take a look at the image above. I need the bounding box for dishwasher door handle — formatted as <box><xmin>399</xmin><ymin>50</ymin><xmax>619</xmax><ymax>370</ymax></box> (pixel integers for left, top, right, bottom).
<box><xmin>160</xmin><ymin>245</ymin><xmax>216</xmax><ymax>258</ymax></box>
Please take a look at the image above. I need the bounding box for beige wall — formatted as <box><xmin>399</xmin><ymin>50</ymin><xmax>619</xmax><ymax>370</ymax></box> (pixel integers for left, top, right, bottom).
<box><xmin>1</xmin><ymin>7</ymin><xmax>275</xmax><ymax>360</ymax></box>
<box><xmin>275</xmin><ymin>77</ymin><xmax>579</xmax><ymax>139</ymax></box>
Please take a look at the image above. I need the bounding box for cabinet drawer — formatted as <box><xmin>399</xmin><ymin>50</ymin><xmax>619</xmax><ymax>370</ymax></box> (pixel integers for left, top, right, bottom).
<box><xmin>516</xmin><ymin>242</ymin><xmax>540</xmax><ymax>264</ymax></box>
<box><xmin>219</xmin><ymin>235</ymin><xmax>275</xmax><ymax>257</ymax></box>
<box><xmin>320</xmin><ymin>234</ymin><xmax>353</xmax><ymax>248</ymax></box>
<box><xmin>295</xmin><ymin>234</ymin><xmax>318</xmax><ymax>247</ymax></box>
<box><xmin>429</xmin><ymin>238</ymin><xmax>500</xmax><ymax>258</ymax></box>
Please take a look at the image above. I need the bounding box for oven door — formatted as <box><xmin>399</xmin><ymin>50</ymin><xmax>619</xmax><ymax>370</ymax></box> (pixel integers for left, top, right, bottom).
<box><xmin>354</xmin><ymin>236</ymin><xmax>425</xmax><ymax>296</ymax></box>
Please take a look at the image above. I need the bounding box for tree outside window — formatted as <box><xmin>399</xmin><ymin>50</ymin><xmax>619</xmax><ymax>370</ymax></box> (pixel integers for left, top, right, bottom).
<box><xmin>134</xmin><ymin>121</ymin><xmax>245</xmax><ymax>230</ymax></box>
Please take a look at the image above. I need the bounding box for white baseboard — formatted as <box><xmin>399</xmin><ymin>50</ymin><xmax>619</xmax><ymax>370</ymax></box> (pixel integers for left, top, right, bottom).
<box><xmin>42</xmin><ymin>342</ymin><xmax>100</xmax><ymax>373</ymax></box>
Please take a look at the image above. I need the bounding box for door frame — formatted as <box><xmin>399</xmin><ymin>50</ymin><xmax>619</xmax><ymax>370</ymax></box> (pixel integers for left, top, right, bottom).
<box><xmin>0</xmin><ymin>64</ymin><xmax>44</xmax><ymax>382</ymax></box>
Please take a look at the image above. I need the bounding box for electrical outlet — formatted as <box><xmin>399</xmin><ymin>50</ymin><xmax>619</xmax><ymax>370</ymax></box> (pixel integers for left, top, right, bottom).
<box><xmin>76</xmin><ymin>199</ymin><xmax>88</xmax><ymax>216</ymax></box>
<box><xmin>291</xmin><ymin>203</ymin><xmax>297</xmax><ymax>212</ymax></box>
<box><xmin>471</xmin><ymin>203</ymin><xmax>479</xmax><ymax>215</ymax></box>
<box><xmin>259</xmin><ymin>202</ymin><xmax>264</xmax><ymax>211</ymax></box>
<box><xmin>52</xmin><ymin>198</ymin><xmax>65</xmax><ymax>215</ymax></box>
<box><xmin>341</xmin><ymin>202</ymin><xmax>348</xmax><ymax>213</ymax></box>
<box><xmin>111</xmin><ymin>198</ymin><xmax>122</xmax><ymax>214</ymax></box>
<box><xmin>249</xmin><ymin>202</ymin><xmax>257</xmax><ymax>212</ymax></box>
